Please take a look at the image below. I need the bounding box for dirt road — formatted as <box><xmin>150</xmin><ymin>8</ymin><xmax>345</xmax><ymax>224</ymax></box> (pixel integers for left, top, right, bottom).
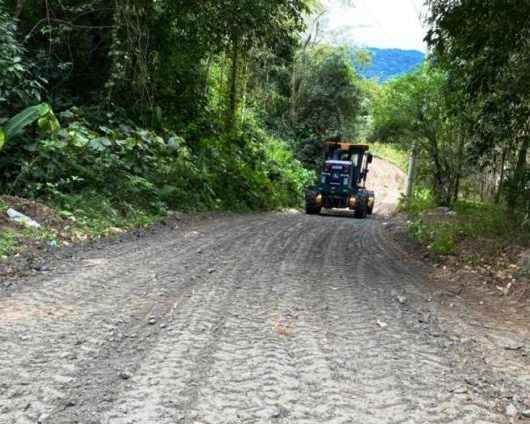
<box><xmin>1</xmin><ymin>210</ymin><xmax>525</xmax><ymax>424</ymax></box>
<box><xmin>368</xmin><ymin>157</ymin><xmax>405</xmax><ymax>215</ymax></box>
<box><xmin>1</xmin><ymin>159</ymin><xmax>527</xmax><ymax>423</ymax></box>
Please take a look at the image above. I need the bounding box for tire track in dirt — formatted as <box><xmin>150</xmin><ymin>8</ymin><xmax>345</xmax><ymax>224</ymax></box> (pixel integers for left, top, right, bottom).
<box><xmin>100</xmin><ymin>215</ymin><xmax>308</xmax><ymax>423</ymax></box>
<box><xmin>0</xmin><ymin>212</ymin><xmax>514</xmax><ymax>423</ymax></box>
<box><xmin>0</xmin><ymin>215</ymin><xmax>282</xmax><ymax>423</ymax></box>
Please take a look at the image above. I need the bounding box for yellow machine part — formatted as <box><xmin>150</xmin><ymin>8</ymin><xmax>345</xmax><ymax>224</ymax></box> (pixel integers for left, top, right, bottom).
<box><xmin>325</xmin><ymin>141</ymin><xmax>369</xmax><ymax>152</ymax></box>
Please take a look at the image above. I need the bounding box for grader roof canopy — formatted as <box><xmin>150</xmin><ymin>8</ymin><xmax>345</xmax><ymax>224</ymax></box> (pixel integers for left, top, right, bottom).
<box><xmin>325</xmin><ymin>141</ymin><xmax>370</xmax><ymax>155</ymax></box>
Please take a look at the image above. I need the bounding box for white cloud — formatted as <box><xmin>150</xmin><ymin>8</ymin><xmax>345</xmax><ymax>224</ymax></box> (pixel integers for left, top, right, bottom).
<box><xmin>319</xmin><ymin>0</ymin><xmax>429</xmax><ymax>52</ymax></box>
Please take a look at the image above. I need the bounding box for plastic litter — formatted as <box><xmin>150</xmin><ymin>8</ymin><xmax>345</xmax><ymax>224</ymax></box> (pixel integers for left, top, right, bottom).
<box><xmin>6</xmin><ymin>208</ymin><xmax>41</xmax><ymax>228</ymax></box>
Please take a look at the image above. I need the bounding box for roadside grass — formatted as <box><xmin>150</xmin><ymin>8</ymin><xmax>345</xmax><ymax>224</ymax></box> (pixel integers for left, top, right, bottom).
<box><xmin>0</xmin><ymin>192</ymin><xmax>166</xmax><ymax>262</ymax></box>
<box><xmin>0</xmin><ymin>199</ymin><xmax>19</xmax><ymax>257</ymax></box>
<box><xmin>402</xmin><ymin>189</ymin><xmax>529</xmax><ymax>255</ymax></box>
<box><xmin>49</xmin><ymin>192</ymin><xmax>167</xmax><ymax>239</ymax></box>
<box><xmin>0</xmin><ymin>198</ymin><xmax>8</xmax><ymax>214</ymax></box>
<box><xmin>0</xmin><ymin>230</ymin><xmax>18</xmax><ymax>257</ymax></box>
<box><xmin>368</xmin><ymin>142</ymin><xmax>409</xmax><ymax>171</ymax></box>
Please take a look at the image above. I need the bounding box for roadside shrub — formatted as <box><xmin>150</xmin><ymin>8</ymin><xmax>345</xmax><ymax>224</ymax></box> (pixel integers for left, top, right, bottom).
<box><xmin>0</xmin><ymin>107</ymin><xmax>312</xmax><ymax>215</ymax></box>
<box><xmin>405</xmin><ymin>189</ymin><xmax>529</xmax><ymax>255</ymax></box>
<box><xmin>191</xmin><ymin>118</ymin><xmax>312</xmax><ymax>211</ymax></box>
<box><xmin>1</xmin><ymin>109</ymin><xmax>191</xmax><ymax>211</ymax></box>
<box><xmin>408</xmin><ymin>219</ymin><xmax>457</xmax><ymax>254</ymax></box>
<box><xmin>400</xmin><ymin>188</ymin><xmax>437</xmax><ymax>215</ymax></box>
<box><xmin>50</xmin><ymin>191</ymin><xmax>164</xmax><ymax>237</ymax></box>
<box><xmin>0</xmin><ymin>230</ymin><xmax>18</xmax><ymax>257</ymax></box>
<box><xmin>429</xmin><ymin>225</ymin><xmax>457</xmax><ymax>254</ymax></box>
<box><xmin>453</xmin><ymin>202</ymin><xmax>513</xmax><ymax>239</ymax></box>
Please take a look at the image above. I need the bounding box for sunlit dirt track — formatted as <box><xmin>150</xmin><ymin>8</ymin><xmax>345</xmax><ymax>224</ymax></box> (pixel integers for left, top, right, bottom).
<box><xmin>0</xmin><ymin>159</ymin><xmax>518</xmax><ymax>424</ymax></box>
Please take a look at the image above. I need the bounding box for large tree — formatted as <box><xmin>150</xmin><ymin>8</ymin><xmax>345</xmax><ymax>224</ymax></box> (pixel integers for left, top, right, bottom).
<box><xmin>5</xmin><ymin>0</ymin><xmax>312</xmax><ymax>130</ymax></box>
<box><xmin>292</xmin><ymin>45</ymin><xmax>363</xmax><ymax>139</ymax></box>
<box><xmin>372</xmin><ymin>64</ymin><xmax>466</xmax><ymax>205</ymax></box>
<box><xmin>427</xmin><ymin>0</ymin><xmax>530</xmax><ymax>209</ymax></box>
<box><xmin>204</xmin><ymin>0</ymin><xmax>310</xmax><ymax>130</ymax></box>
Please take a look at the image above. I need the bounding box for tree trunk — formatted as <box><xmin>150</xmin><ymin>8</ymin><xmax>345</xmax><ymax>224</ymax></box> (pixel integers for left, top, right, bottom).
<box><xmin>15</xmin><ymin>0</ymin><xmax>26</xmax><ymax>18</ymax></box>
<box><xmin>406</xmin><ymin>143</ymin><xmax>417</xmax><ymax>203</ymax></box>
<box><xmin>289</xmin><ymin>63</ymin><xmax>298</xmax><ymax>124</ymax></box>
<box><xmin>433</xmin><ymin>175</ymin><xmax>450</xmax><ymax>206</ymax></box>
<box><xmin>225</xmin><ymin>34</ymin><xmax>240</xmax><ymax>131</ymax></box>
<box><xmin>105</xmin><ymin>0</ymin><xmax>154</xmax><ymax>110</ymax></box>
<box><xmin>451</xmin><ymin>173</ymin><xmax>461</xmax><ymax>203</ymax></box>
<box><xmin>507</xmin><ymin>135</ymin><xmax>529</xmax><ymax>207</ymax></box>
<box><xmin>203</xmin><ymin>55</ymin><xmax>213</xmax><ymax>98</ymax></box>
<box><xmin>427</xmin><ymin>135</ymin><xmax>450</xmax><ymax>205</ymax></box>
<box><xmin>452</xmin><ymin>133</ymin><xmax>465</xmax><ymax>203</ymax></box>
<box><xmin>494</xmin><ymin>147</ymin><xmax>507</xmax><ymax>204</ymax></box>
<box><xmin>289</xmin><ymin>34</ymin><xmax>312</xmax><ymax>126</ymax></box>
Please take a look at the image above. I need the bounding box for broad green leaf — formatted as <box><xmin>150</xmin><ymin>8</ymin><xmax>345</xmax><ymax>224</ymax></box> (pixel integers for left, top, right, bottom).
<box><xmin>39</xmin><ymin>111</ymin><xmax>60</xmax><ymax>134</ymax></box>
<box><xmin>0</xmin><ymin>128</ymin><xmax>5</xmax><ymax>151</ymax></box>
<box><xmin>88</xmin><ymin>137</ymin><xmax>112</xmax><ymax>152</ymax></box>
<box><xmin>4</xmin><ymin>103</ymin><xmax>51</xmax><ymax>140</ymax></box>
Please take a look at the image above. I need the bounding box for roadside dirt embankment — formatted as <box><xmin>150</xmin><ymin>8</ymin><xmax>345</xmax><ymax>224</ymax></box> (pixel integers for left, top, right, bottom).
<box><xmin>366</xmin><ymin>157</ymin><xmax>406</xmax><ymax>215</ymax></box>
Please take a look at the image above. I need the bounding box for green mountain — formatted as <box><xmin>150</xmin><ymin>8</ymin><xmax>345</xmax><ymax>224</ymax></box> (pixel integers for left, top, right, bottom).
<box><xmin>357</xmin><ymin>48</ymin><xmax>425</xmax><ymax>82</ymax></box>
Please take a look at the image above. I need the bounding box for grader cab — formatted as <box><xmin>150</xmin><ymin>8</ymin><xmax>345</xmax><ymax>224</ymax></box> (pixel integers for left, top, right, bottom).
<box><xmin>305</xmin><ymin>140</ymin><xmax>375</xmax><ymax>218</ymax></box>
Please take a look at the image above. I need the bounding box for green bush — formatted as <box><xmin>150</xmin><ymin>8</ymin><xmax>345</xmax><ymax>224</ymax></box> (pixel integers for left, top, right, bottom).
<box><xmin>0</xmin><ymin>230</ymin><xmax>18</xmax><ymax>257</ymax></box>
<box><xmin>190</xmin><ymin>118</ymin><xmax>312</xmax><ymax>211</ymax></box>
<box><xmin>405</xmin><ymin>188</ymin><xmax>529</xmax><ymax>255</ymax></box>
<box><xmin>451</xmin><ymin>201</ymin><xmax>523</xmax><ymax>239</ymax></box>
<box><xmin>430</xmin><ymin>225</ymin><xmax>457</xmax><ymax>254</ymax></box>
<box><xmin>50</xmin><ymin>191</ymin><xmax>165</xmax><ymax>237</ymax></box>
<box><xmin>400</xmin><ymin>188</ymin><xmax>437</xmax><ymax>215</ymax></box>
<box><xmin>0</xmin><ymin>108</ymin><xmax>312</xmax><ymax>218</ymax></box>
<box><xmin>408</xmin><ymin>219</ymin><xmax>457</xmax><ymax>254</ymax></box>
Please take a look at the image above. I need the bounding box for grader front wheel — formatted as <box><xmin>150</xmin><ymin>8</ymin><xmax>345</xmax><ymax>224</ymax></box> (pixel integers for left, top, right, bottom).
<box><xmin>354</xmin><ymin>204</ymin><xmax>368</xmax><ymax>219</ymax></box>
<box><xmin>305</xmin><ymin>204</ymin><xmax>322</xmax><ymax>215</ymax></box>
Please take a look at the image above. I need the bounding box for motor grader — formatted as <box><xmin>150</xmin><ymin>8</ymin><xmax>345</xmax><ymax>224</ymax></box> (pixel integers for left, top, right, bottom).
<box><xmin>305</xmin><ymin>140</ymin><xmax>375</xmax><ymax>218</ymax></box>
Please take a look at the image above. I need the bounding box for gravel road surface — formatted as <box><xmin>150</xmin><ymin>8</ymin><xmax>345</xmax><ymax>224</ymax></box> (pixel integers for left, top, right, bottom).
<box><xmin>0</xmin><ymin>211</ymin><xmax>517</xmax><ymax>424</ymax></box>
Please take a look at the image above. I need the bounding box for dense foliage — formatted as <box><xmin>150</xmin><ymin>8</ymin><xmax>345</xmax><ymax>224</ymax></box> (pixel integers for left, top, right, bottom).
<box><xmin>370</xmin><ymin>1</ymin><xmax>529</xmax><ymax>227</ymax></box>
<box><xmin>286</xmin><ymin>46</ymin><xmax>366</xmax><ymax>170</ymax></box>
<box><xmin>0</xmin><ymin>6</ymin><xmax>41</xmax><ymax>115</ymax></box>
<box><xmin>426</xmin><ymin>0</ymin><xmax>530</xmax><ymax>212</ymax></box>
<box><xmin>0</xmin><ymin>0</ymin><xmax>319</xmax><ymax>217</ymax></box>
<box><xmin>372</xmin><ymin>64</ymin><xmax>466</xmax><ymax>205</ymax></box>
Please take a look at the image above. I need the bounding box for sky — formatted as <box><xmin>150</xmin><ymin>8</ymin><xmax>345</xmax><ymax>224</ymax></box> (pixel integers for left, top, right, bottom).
<box><xmin>319</xmin><ymin>0</ymin><xmax>429</xmax><ymax>52</ymax></box>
